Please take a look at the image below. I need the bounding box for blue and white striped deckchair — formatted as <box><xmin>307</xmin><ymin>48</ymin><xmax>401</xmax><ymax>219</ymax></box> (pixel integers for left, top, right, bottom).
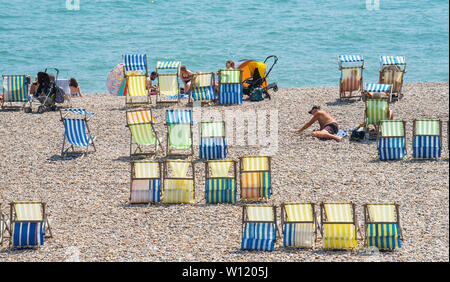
<box><xmin>189</xmin><ymin>72</ymin><xmax>216</xmax><ymax>103</ymax></box>
<box><xmin>378</xmin><ymin>120</ymin><xmax>406</xmax><ymax>161</ymax></box>
<box><xmin>364</xmin><ymin>83</ymin><xmax>392</xmax><ymax>102</ymax></box>
<box><xmin>364</xmin><ymin>203</ymin><xmax>402</xmax><ymax>249</ymax></box>
<box><xmin>205</xmin><ymin>160</ymin><xmax>237</xmax><ymax>204</ymax></box>
<box><xmin>123</xmin><ymin>54</ymin><xmax>148</xmax><ymax>75</ymax></box>
<box><xmin>156</xmin><ymin>61</ymin><xmax>181</xmax><ymax>104</ymax></box>
<box><xmin>60</xmin><ymin>108</ymin><xmax>96</xmax><ymax>156</ymax></box>
<box><xmin>379</xmin><ymin>56</ymin><xmax>406</xmax><ymax>100</ymax></box>
<box><xmin>130</xmin><ymin>160</ymin><xmax>162</xmax><ymax>204</ymax></box>
<box><xmin>241</xmin><ymin>204</ymin><xmax>278</xmax><ymax>251</ymax></box>
<box><xmin>413</xmin><ymin>119</ymin><xmax>442</xmax><ymax>159</ymax></box>
<box><xmin>281</xmin><ymin>202</ymin><xmax>316</xmax><ymax>248</ymax></box>
<box><xmin>1</xmin><ymin>74</ymin><xmax>32</xmax><ymax>111</ymax></box>
<box><xmin>218</xmin><ymin>69</ymin><xmax>242</xmax><ymax>105</ymax></box>
<box><xmin>338</xmin><ymin>55</ymin><xmax>364</xmax><ymax>100</ymax></box>
<box><xmin>200</xmin><ymin>121</ymin><xmax>226</xmax><ymax>160</ymax></box>
<box><xmin>166</xmin><ymin>109</ymin><xmax>193</xmax><ymax>156</ymax></box>
<box><xmin>9</xmin><ymin>201</ymin><xmax>52</xmax><ymax>248</ymax></box>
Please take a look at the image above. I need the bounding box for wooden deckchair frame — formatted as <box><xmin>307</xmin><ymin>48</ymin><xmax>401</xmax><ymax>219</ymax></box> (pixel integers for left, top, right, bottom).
<box><xmin>239</xmin><ymin>156</ymin><xmax>272</xmax><ymax>201</ymax></box>
<box><xmin>1</xmin><ymin>74</ymin><xmax>32</xmax><ymax>111</ymax></box>
<box><xmin>319</xmin><ymin>202</ymin><xmax>361</xmax><ymax>239</ymax></box>
<box><xmin>241</xmin><ymin>204</ymin><xmax>280</xmax><ymax>242</ymax></box>
<box><xmin>339</xmin><ymin>62</ymin><xmax>364</xmax><ymax>101</ymax></box>
<box><xmin>162</xmin><ymin>160</ymin><xmax>196</xmax><ymax>202</ymax></box>
<box><xmin>376</xmin><ymin>119</ymin><xmax>407</xmax><ymax>155</ymax></box>
<box><xmin>59</xmin><ymin>109</ymin><xmax>97</xmax><ymax>157</ymax></box>
<box><xmin>188</xmin><ymin>72</ymin><xmax>216</xmax><ymax>104</ymax></box>
<box><xmin>126</xmin><ymin>108</ymin><xmax>162</xmax><ymax>157</ymax></box>
<box><xmin>130</xmin><ymin>160</ymin><xmax>162</xmax><ymax>204</ymax></box>
<box><xmin>280</xmin><ymin>202</ymin><xmax>318</xmax><ymax>247</ymax></box>
<box><xmin>9</xmin><ymin>201</ymin><xmax>53</xmax><ymax>248</ymax></box>
<box><xmin>363</xmin><ymin>203</ymin><xmax>403</xmax><ymax>242</ymax></box>
<box><xmin>124</xmin><ymin>74</ymin><xmax>151</xmax><ymax>108</ymax></box>
<box><xmin>218</xmin><ymin>69</ymin><xmax>243</xmax><ymax>105</ymax></box>
<box><xmin>204</xmin><ymin>159</ymin><xmax>237</xmax><ymax>202</ymax></box>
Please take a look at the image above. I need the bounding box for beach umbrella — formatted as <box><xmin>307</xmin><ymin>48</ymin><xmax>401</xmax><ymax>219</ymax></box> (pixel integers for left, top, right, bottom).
<box><xmin>106</xmin><ymin>64</ymin><xmax>124</xmax><ymax>95</ymax></box>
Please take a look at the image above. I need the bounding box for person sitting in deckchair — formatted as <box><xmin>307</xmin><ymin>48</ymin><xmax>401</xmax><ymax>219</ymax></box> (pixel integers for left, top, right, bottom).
<box><xmin>294</xmin><ymin>106</ymin><xmax>342</xmax><ymax>142</ymax></box>
<box><xmin>146</xmin><ymin>71</ymin><xmax>159</xmax><ymax>95</ymax></box>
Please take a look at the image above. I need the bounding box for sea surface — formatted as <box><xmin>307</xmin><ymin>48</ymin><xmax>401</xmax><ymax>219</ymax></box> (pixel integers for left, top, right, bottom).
<box><xmin>0</xmin><ymin>0</ymin><xmax>448</xmax><ymax>93</ymax></box>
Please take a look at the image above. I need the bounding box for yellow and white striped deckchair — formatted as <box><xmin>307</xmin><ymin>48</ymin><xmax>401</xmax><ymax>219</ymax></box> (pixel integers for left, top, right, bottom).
<box><xmin>321</xmin><ymin>202</ymin><xmax>358</xmax><ymax>249</ymax></box>
<box><xmin>379</xmin><ymin>56</ymin><xmax>406</xmax><ymax>100</ymax></box>
<box><xmin>126</xmin><ymin>109</ymin><xmax>161</xmax><ymax>157</ymax></box>
<box><xmin>125</xmin><ymin>74</ymin><xmax>150</xmax><ymax>107</ymax></box>
<box><xmin>9</xmin><ymin>201</ymin><xmax>52</xmax><ymax>248</ymax></box>
<box><xmin>189</xmin><ymin>72</ymin><xmax>216</xmax><ymax>103</ymax></box>
<box><xmin>1</xmin><ymin>74</ymin><xmax>32</xmax><ymax>111</ymax></box>
<box><xmin>205</xmin><ymin>160</ymin><xmax>237</xmax><ymax>204</ymax></box>
<box><xmin>162</xmin><ymin>160</ymin><xmax>195</xmax><ymax>204</ymax></box>
<box><xmin>364</xmin><ymin>203</ymin><xmax>402</xmax><ymax>249</ymax></box>
<box><xmin>281</xmin><ymin>202</ymin><xmax>316</xmax><ymax>248</ymax></box>
<box><xmin>130</xmin><ymin>160</ymin><xmax>162</xmax><ymax>204</ymax></box>
<box><xmin>156</xmin><ymin>61</ymin><xmax>181</xmax><ymax>104</ymax></box>
<box><xmin>240</xmin><ymin>156</ymin><xmax>271</xmax><ymax>200</ymax></box>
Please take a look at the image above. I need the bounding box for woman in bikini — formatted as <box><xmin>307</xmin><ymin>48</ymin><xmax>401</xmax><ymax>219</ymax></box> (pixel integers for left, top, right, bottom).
<box><xmin>69</xmin><ymin>78</ymin><xmax>83</xmax><ymax>97</ymax></box>
<box><xmin>179</xmin><ymin>65</ymin><xmax>194</xmax><ymax>94</ymax></box>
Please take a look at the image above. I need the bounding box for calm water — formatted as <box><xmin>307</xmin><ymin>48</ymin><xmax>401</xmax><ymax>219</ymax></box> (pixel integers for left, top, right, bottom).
<box><xmin>0</xmin><ymin>0</ymin><xmax>448</xmax><ymax>93</ymax></box>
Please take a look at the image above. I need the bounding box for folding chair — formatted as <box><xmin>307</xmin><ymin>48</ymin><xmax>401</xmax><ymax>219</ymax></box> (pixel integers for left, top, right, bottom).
<box><xmin>156</xmin><ymin>61</ymin><xmax>181</xmax><ymax>104</ymax></box>
<box><xmin>1</xmin><ymin>74</ymin><xmax>32</xmax><ymax>112</ymax></box>
<box><xmin>378</xmin><ymin>120</ymin><xmax>407</xmax><ymax>160</ymax></box>
<box><xmin>364</xmin><ymin>203</ymin><xmax>402</xmax><ymax>250</ymax></box>
<box><xmin>189</xmin><ymin>72</ymin><xmax>216</xmax><ymax>103</ymax></box>
<box><xmin>123</xmin><ymin>54</ymin><xmax>148</xmax><ymax>76</ymax></box>
<box><xmin>56</xmin><ymin>78</ymin><xmax>72</xmax><ymax>108</ymax></box>
<box><xmin>239</xmin><ymin>156</ymin><xmax>271</xmax><ymax>200</ymax></box>
<box><xmin>200</xmin><ymin>121</ymin><xmax>227</xmax><ymax>160</ymax></box>
<box><xmin>364</xmin><ymin>98</ymin><xmax>391</xmax><ymax>138</ymax></box>
<box><xmin>413</xmin><ymin>119</ymin><xmax>442</xmax><ymax>159</ymax></box>
<box><xmin>60</xmin><ymin>108</ymin><xmax>96</xmax><ymax>156</ymax></box>
<box><xmin>241</xmin><ymin>204</ymin><xmax>278</xmax><ymax>251</ymax></box>
<box><xmin>0</xmin><ymin>204</ymin><xmax>7</xmax><ymax>245</ymax></box>
<box><xmin>379</xmin><ymin>56</ymin><xmax>406</xmax><ymax>100</ymax></box>
<box><xmin>126</xmin><ymin>108</ymin><xmax>161</xmax><ymax>157</ymax></box>
<box><xmin>124</xmin><ymin>74</ymin><xmax>151</xmax><ymax>107</ymax></box>
<box><xmin>218</xmin><ymin>69</ymin><xmax>243</xmax><ymax>104</ymax></box>
<box><xmin>205</xmin><ymin>160</ymin><xmax>237</xmax><ymax>204</ymax></box>
<box><xmin>130</xmin><ymin>160</ymin><xmax>162</xmax><ymax>204</ymax></box>
<box><xmin>320</xmin><ymin>202</ymin><xmax>359</xmax><ymax>249</ymax></box>
<box><xmin>9</xmin><ymin>201</ymin><xmax>52</xmax><ymax>248</ymax></box>
<box><xmin>162</xmin><ymin>160</ymin><xmax>195</xmax><ymax>204</ymax></box>
<box><xmin>363</xmin><ymin>83</ymin><xmax>392</xmax><ymax>103</ymax></box>
<box><xmin>281</xmin><ymin>202</ymin><xmax>317</xmax><ymax>248</ymax></box>
<box><xmin>166</xmin><ymin>109</ymin><xmax>193</xmax><ymax>157</ymax></box>
<box><xmin>338</xmin><ymin>55</ymin><xmax>364</xmax><ymax>100</ymax></box>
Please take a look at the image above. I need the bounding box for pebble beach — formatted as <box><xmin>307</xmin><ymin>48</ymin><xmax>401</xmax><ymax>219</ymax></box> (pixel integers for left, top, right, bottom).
<box><xmin>0</xmin><ymin>81</ymin><xmax>448</xmax><ymax>262</ymax></box>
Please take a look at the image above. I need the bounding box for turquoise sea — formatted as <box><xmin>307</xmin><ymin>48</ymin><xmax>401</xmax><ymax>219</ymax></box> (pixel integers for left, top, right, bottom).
<box><xmin>0</xmin><ymin>0</ymin><xmax>448</xmax><ymax>93</ymax></box>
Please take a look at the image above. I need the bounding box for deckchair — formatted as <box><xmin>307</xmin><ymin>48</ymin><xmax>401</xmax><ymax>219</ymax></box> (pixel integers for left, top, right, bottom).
<box><xmin>218</xmin><ymin>69</ymin><xmax>243</xmax><ymax>104</ymax></box>
<box><xmin>281</xmin><ymin>202</ymin><xmax>317</xmax><ymax>248</ymax></box>
<box><xmin>240</xmin><ymin>156</ymin><xmax>271</xmax><ymax>200</ymax></box>
<box><xmin>413</xmin><ymin>119</ymin><xmax>442</xmax><ymax>159</ymax></box>
<box><xmin>189</xmin><ymin>72</ymin><xmax>216</xmax><ymax>103</ymax></box>
<box><xmin>378</xmin><ymin>120</ymin><xmax>406</xmax><ymax>160</ymax></box>
<box><xmin>1</xmin><ymin>74</ymin><xmax>32</xmax><ymax>112</ymax></box>
<box><xmin>320</xmin><ymin>202</ymin><xmax>358</xmax><ymax>249</ymax></box>
<box><xmin>241</xmin><ymin>204</ymin><xmax>278</xmax><ymax>251</ymax></box>
<box><xmin>60</xmin><ymin>108</ymin><xmax>96</xmax><ymax>156</ymax></box>
<box><xmin>9</xmin><ymin>201</ymin><xmax>52</xmax><ymax>248</ymax></box>
<box><xmin>156</xmin><ymin>61</ymin><xmax>181</xmax><ymax>104</ymax></box>
<box><xmin>338</xmin><ymin>55</ymin><xmax>364</xmax><ymax>100</ymax></box>
<box><xmin>205</xmin><ymin>160</ymin><xmax>237</xmax><ymax>204</ymax></box>
<box><xmin>364</xmin><ymin>98</ymin><xmax>390</xmax><ymax>138</ymax></box>
<box><xmin>199</xmin><ymin>121</ymin><xmax>227</xmax><ymax>160</ymax></box>
<box><xmin>379</xmin><ymin>56</ymin><xmax>406</xmax><ymax>100</ymax></box>
<box><xmin>364</xmin><ymin>203</ymin><xmax>402</xmax><ymax>250</ymax></box>
<box><xmin>162</xmin><ymin>160</ymin><xmax>195</xmax><ymax>204</ymax></box>
<box><xmin>130</xmin><ymin>160</ymin><xmax>162</xmax><ymax>204</ymax></box>
<box><xmin>363</xmin><ymin>83</ymin><xmax>392</xmax><ymax>102</ymax></box>
<box><xmin>124</xmin><ymin>74</ymin><xmax>150</xmax><ymax>107</ymax></box>
<box><xmin>123</xmin><ymin>54</ymin><xmax>148</xmax><ymax>76</ymax></box>
<box><xmin>166</xmin><ymin>109</ymin><xmax>193</xmax><ymax>157</ymax></box>
<box><xmin>126</xmin><ymin>108</ymin><xmax>161</xmax><ymax>157</ymax></box>
<box><xmin>56</xmin><ymin>78</ymin><xmax>72</xmax><ymax>108</ymax></box>
<box><xmin>0</xmin><ymin>204</ymin><xmax>6</xmax><ymax>245</ymax></box>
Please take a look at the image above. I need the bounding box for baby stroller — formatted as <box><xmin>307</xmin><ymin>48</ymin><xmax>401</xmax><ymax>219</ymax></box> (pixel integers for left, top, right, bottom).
<box><xmin>34</xmin><ymin>68</ymin><xmax>65</xmax><ymax>113</ymax></box>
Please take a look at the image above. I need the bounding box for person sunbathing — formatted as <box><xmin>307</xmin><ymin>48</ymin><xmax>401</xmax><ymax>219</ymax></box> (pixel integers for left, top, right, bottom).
<box><xmin>179</xmin><ymin>65</ymin><xmax>194</xmax><ymax>93</ymax></box>
<box><xmin>294</xmin><ymin>106</ymin><xmax>342</xmax><ymax>142</ymax></box>
<box><xmin>146</xmin><ymin>71</ymin><xmax>159</xmax><ymax>95</ymax></box>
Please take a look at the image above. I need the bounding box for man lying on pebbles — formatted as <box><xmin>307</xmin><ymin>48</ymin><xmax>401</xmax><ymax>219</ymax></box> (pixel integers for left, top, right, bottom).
<box><xmin>294</xmin><ymin>106</ymin><xmax>342</xmax><ymax>142</ymax></box>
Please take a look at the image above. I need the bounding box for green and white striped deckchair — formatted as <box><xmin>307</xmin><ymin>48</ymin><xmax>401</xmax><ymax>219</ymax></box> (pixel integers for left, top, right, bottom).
<box><xmin>126</xmin><ymin>109</ymin><xmax>161</xmax><ymax>157</ymax></box>
<box><xmin>200</xmin><ymin>121</ymin><xmax>227</xmax><ymax>160</ymax></box>
<box><xmin>2</xmin><ymin>74</ymin><xmax>32</xmax><ymax>111</ymax></box>
<box><xmin>156</xmin><ymin>61</ymin><xmax>181</xmax><ymax>104</ymax></box>
<box><xmin>413</xmin><ymin>119</ymin><xmax>442</xmax><ymax>159</ymax></box>
<box><xmin>218</xmin><ymin>69</ymin><xmax>242</xmax><ymax>104</ymax></box>
<box><xmin>166</xmin><ymin>109</ymin><xmax>193</xmax><ymax>157</ymax></box>
<box><xmin>364</xmin><ymin>203</ymin><xmax>402</xmax><ymax>249</ymax></box>
<box><xmin>125</xmin><ymin>74</ymin><xmax>150</xmax><ymax>107</ymax></box>
<box><xmin>365</xmin><ymin>98</ymin><xmax>390</xmax><ymax>134</ymax></box>
<box><xmin>378</xmin><ymin>120</ymin><xmax>406</xmax><ymax>160</ymax></box>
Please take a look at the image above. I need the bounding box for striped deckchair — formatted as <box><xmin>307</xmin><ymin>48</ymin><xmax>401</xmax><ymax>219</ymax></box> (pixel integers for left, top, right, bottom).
<box><xmin>130</xmin><ymin>160</ymin><xmax>162</xmax><ymax>204</ymax></box>
<box><xmin>320</xmin><ymin>202</ymin><xmax>358</xmax><ymax>249</ymax></box>
<box><xmin>338</xmin><ymin>55</ymin><xmax>364</xmax><ymax>100</ymax></box>
<box><xmin>205</xmin><ymin>160</ymin><xmax>237</xmax><ymax>204</ymax></box>
<box><xmin>125</xmin><ymin>74</ymin><xmax>150</xmax><ymax>107</ymax></box>
<box><xmin>60</xmin><ymin>108</ymin><xmax>96</xmax><ymax>156</ymax></box>
<box><xmin>364</xmin><ymin>203</ymin><xmax>402</xmax><ymax>249</ymax></box>
<box><xmin>156</xmin><ymin>61</ymin><xmax>181</xmax><ymax>104</ymax></box>
<box><xmin>241</xmin><ymin>204</ymin><xmax>278</xmax><ymax>251</ymax></box>
<box><xmin>162</xmin><ymin>160</ymin><xmax>195</xmax><ymax>204</ymax></box>
<box><xmin>365</xmin><ymin>98</ymin><xmax>390</xmax><ymax>136</ymax></box>
<box><xmin>378</xmin><ymin>120</ymin><xmax>406</xmax><ymax>160</ymax></box>
<box><xmin>9</xmin><ymin>201</ymin><xmax>52</xmax><ymax>248</ymax></box>
<box><xmin>379</xmin><ymin>56</ymin><xmax>406</xmax><ymax>100</ymax></box>
<box><xmin>189</xmin><ymin>72</ymin><xmax>216</xmax><ymax>103</ymax></box>
<box><xmin>166</xmin><ymin>109</ymin><xmax>193</xmax><ymax>156</ymax></box>
<box><xmin>218</xmin><ymin>69</ymin><xmax>243</xmax><ymax>105</ymax></box>
<box><xmin>200</xmin><ymin>121</ymin><xmax>227</xmax><ymax>160</ymax></box>
<box><xmin>123</xmin><ymin>54</ymin><xmax>148</xmax><ymax>75</ymax></box>
<box><xmin>281</xmin><ymin>202</ymin><xmax>317</xmax><ymax>248</ymax></box>
<box><xmin>363</xmin><ymin>83</ymin><xmax>392</xmax><ymax>102</ymax></box>
<box><xmin>126</xmin><ymin>108</ymin><xmax>161</xmax><ymax>157</ymax></box>
<box><xmin>413</xmin><ymin>119</ymin><xmax>442</xmax><ymax>159</ymax></box>
<box><xmin>1</xmin><ymin>74</ymin><xmax>32</xmax><ymax>112</ymax></box>
<box><xmin>240</xmin><ymin>156</ymin><xmax>271</xmax><ymax>200</ymax></box>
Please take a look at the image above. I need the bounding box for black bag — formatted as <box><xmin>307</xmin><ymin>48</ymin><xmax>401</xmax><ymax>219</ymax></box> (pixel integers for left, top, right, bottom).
<box><xmin>350</xmin><ymin>129</ymin><xmax>365</xmax><ymax>141</ymax></box>
<box><xmin>54</xmin><ymin>86</ymin><xmax>65</xmax><ymax>103</ymax></box>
